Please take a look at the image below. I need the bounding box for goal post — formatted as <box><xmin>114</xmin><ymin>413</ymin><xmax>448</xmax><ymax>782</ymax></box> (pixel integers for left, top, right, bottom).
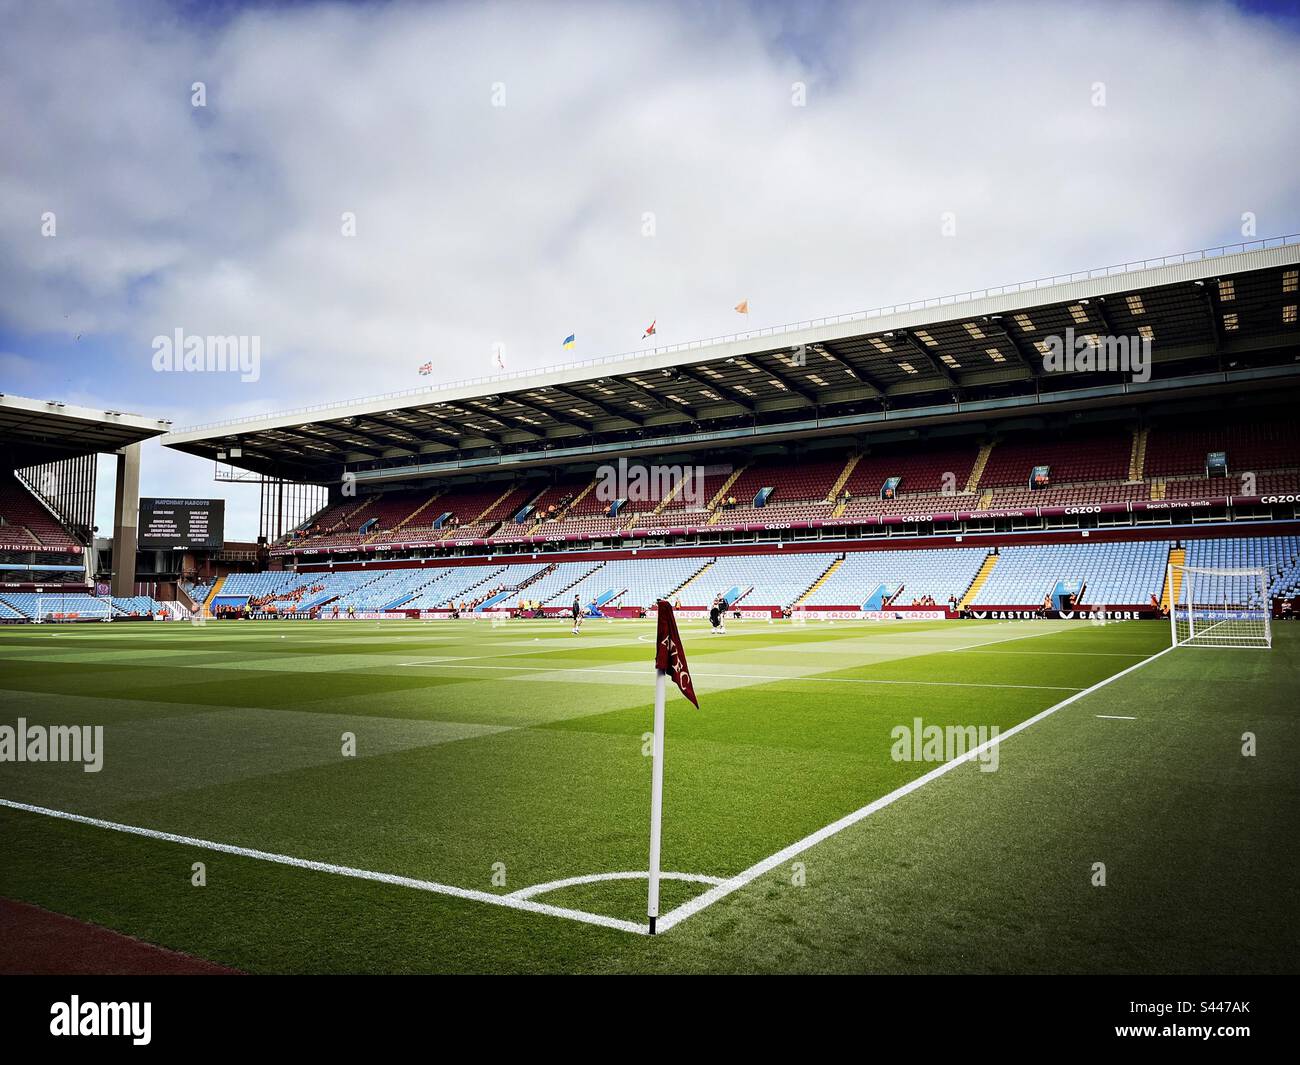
<box><xmin>1169</xmin><ymin>563</ymin><xmax>1272</xmax><ymax>649</ymax></box>
<box><xmin>33</xmin><ymin>593</ymin><xmax>114</xmax><ymax>624</ymax></box>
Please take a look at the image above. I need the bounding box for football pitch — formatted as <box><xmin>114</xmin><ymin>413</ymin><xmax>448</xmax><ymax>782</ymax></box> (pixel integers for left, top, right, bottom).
<box><xmin>1</xmin><ymin>617</ymin><xmax>1296</xmax><ymax>974</ymax></box>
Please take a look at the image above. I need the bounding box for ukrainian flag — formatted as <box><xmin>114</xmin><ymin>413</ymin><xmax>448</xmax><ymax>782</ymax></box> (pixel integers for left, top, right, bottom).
<box><xmin>562</xmin><ymin>334</ymin><xmax>576</xmax><ymax>350</ymax></box>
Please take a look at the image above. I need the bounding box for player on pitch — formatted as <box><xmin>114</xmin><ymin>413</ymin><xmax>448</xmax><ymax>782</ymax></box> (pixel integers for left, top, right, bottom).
<box><xmin>709</xmin><ymin>594</ymin><xmax>726</xmax><ymax>635</ymax></box>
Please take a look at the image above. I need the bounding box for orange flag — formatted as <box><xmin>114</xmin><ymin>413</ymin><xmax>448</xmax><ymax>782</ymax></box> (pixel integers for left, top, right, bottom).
<box><xmin>734</xmin><ymin>300</ymin><xmax>749</xmax><ymax>315</ymax></box>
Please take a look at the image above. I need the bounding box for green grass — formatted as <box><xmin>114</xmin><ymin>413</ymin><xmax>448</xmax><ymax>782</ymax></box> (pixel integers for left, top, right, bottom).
<box><xmin>0</xmin><ymin>616</ymin><xmax>1296</xmax><ymax>973</ymax></box>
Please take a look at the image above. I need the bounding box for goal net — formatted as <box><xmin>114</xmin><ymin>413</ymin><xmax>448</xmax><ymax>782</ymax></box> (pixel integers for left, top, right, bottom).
<box><xmin>34</xmin><ymin>593</ymin><xmax>113</xmax><ymax>624</ymax></box>
<box><xmin>1169</xmin><ymin>564</ymin><xmax>1271</xmax><ymax>649</ymax></box>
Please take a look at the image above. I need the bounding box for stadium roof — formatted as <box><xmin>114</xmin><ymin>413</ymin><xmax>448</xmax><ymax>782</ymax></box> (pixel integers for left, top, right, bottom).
<box><xmin>163</xmin><ymin>236</ymin><xmax>1300</xmax><ymax>484</ymax></box>
<box><xmin>0</xmin><ymin>393</ymin><xmax>171</xmax><ymax>464</ymax></box>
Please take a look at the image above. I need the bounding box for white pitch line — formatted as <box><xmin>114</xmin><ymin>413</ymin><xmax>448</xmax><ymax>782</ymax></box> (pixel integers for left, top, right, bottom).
<box><xmin>398</xmin><ymin>660</ymin><xmax>1082</xmax><ymax>692</ymax></box>
<box><xmin>0</xmin><ymin>798</ymin><xmax>646</xmax><ymax>936</ymax></box>
<box><xmin>1095</xmin><ymin>714</ymin><xmax>1137</xmax><ymax>720</ymax></box>
<box><xmin>653</xmin><ymin>644</ymin><xmax>1175</xmax><ymax>934</ymax></box>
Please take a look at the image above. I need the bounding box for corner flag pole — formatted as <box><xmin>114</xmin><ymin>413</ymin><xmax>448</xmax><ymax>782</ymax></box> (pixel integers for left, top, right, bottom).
<box><xmin>647</xmin><ymin>599</ymin><xmax>698</xmax><ymax>935</ymax></box>
<box><xmin>647</xmin><ymin>668</ymin><xmax>667</xmax><ymax>935</ymax></box>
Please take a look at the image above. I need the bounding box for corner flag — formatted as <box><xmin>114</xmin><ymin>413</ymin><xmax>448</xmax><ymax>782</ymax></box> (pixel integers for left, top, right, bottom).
<box><xmin>655</xmin><ymin>599</ymin><xmax>698</xmax><ymax>707</ymax></box>
<box><xmin>648</xmin><ymin>600</ymin><xmax>697</xmax><ymax>933</ymax></box>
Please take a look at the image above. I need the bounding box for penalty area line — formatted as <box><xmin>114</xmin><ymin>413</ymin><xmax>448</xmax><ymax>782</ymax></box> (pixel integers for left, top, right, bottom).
<box><xmin>654</xmin><ymin>643</ymin><xmax>1175</xmax><ymax>934</ymax></box>
<box><xmin>0</xmin><ymin>798</ymin><xmax>647</xmax><ymax>936</ymax></box>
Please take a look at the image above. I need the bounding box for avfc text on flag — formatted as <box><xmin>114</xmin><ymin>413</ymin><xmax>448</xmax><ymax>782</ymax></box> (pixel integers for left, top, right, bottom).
<box><xmin>655</xmin><ymin>599</ymin><xmax>698</xmax><ymax>706</ymax></box>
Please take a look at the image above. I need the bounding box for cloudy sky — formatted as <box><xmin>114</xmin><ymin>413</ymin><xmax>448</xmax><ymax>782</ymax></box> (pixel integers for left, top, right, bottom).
<box><xmin>2</xmin><ymin>0</ymin><xmax>1299</xmax><ymax>539</ymax></box>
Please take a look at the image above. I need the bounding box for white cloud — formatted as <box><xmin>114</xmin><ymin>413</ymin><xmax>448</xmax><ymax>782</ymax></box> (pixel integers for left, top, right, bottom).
<box><xmin>2</xmin><ymin>0</ymin><xmax>1299</xmax><ymax>538</ymax></box>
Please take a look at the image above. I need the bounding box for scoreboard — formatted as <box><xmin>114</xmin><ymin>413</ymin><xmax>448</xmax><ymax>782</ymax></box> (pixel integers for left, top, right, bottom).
<box><xmin>138</xmin><ymin>498</ymin><xmax>225</xmax><ymax>550</ymax></box>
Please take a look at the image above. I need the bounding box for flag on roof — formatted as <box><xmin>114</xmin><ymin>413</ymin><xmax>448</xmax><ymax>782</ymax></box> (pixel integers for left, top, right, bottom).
<box><xmin>734</xmin><ymin>299</ymin><xmax>749</xmax><ymax>315</ymax></box>
<box><xmin>643</xmin><ymin>319</ymin><xmax>657</xmax><ymax>339</ymax></box>
<box><xmin>562</xmin><ymin>334</ymin><xmax>576</xmax><ymax>350</ymax></box>
<box><xmin>418</xmin><ymin>362</ymin><xmax>433</xmax><ymax>375</ymax></box>
<box><xmin>492</xmin><ymin>345</ymin><xmax>506</xmax><ymax>370</ymax></box>
<box><xmin>654</xmin><ymin>599</ymin><xmax>698</xmax><ymax>707</ymax></box>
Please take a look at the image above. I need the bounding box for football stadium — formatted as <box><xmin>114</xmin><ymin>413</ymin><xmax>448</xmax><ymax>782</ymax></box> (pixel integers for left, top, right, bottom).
<box><xmin>3</xmin><ymin>238</ymin><xmax>1299</xmax><ymax>982</ymax></box>
<box><xmin>1</xmin><ymin>0</ymin><xmax>1297</xmax><ymax>1032</ymax></box>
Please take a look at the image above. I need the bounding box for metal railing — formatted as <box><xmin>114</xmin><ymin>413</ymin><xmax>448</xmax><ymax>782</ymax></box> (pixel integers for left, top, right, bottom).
<box><xmin>172</xmin><ymin>233</ymin><xmax>1300</xmax><ymax>434</ymax></box>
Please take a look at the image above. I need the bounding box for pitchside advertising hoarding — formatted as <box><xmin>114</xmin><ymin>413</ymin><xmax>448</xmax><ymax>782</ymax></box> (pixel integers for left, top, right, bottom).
<box><xmin>138</xmin><ymin>498</ymin><xmax>225</xmax><ymax>550</ymax></box>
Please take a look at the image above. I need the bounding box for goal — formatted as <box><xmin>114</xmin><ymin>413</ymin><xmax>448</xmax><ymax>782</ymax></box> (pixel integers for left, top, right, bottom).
<box><xmin>34</xmin><ymin>593</ymin><xmax>113</xmax><ymax>624</ymax></box>
<box><xmin>1169</xmin><ymin>564</ymin><xmax>1271</xmax><ymax>649</ymax></box>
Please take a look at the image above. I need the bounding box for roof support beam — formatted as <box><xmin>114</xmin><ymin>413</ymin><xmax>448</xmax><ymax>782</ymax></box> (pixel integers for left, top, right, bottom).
<box><xmin>897</xmin><ymin>331</ymin><xmax>959</xmax><ymax>395</ymax></box>
<box><xmin>1089</xmin><ymin>298</ymin><xmax>1119</xmax><ymax>338</ymax></box>
<box><xmin>410</xmin><ymin>407</ymin><xmax>504</xmax><ymax>445</ymax></box>
<box><xmin>549</xmin><ymin>385</ymin><xmax>645</xmax><ymax>427</ymax></box>
<box><xmin>497</xmin><ymin>394</ymin><xmax>595</xmax><ymax>433</ymax></box>
<box><xmin>271</xmin><ymin>427</ymin><xmax>377</xmax><ymax>460</ymax></box>
<box><xmin>674</xmin><ymin>367</ymin><xmax>756</xmax><ymax>413</ymax></box>
<box><xmin>1193</xmin><ymin>281</ymin><xmax>1225</xmax><ymax>368</ymax></box>
<box><xmin>984</xmin><ymin>316</ymin><xmax>1043</xmax><ymax>377</ymax></box>
<box><xmin>348</xmin><ymin>417</ymin><xmax>431</xmax><ymax>451</ymax></box>
<box><xmin>750</xmin><ymin>354</ymin><xmax>821</xmax><ymax>406</ymax></box>
<box><xmin>325</xmin><ymin>423</ymin><xmax>414</xmax><ymax>455</ymax></box>
<box><xmin>809</xmin><ymin>343</ymin><xmax>888</xmax><ymax>399</ymax></box>
<box><xmin>441</xmin><ymin>402</ymin><xmax>545</xmax><ymax>440</ymax></box>
<box><xmin>619</xmin><ymin>379</ymin><xmax>698</xmax><ymax>420</ymax></box>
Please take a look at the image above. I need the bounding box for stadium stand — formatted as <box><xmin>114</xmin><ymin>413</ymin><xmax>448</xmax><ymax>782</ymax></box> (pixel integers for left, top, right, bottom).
<box><xmin>837</xmin><ymin>492</ymin><xmax>976</xmax><ymax>521</ymax></box>
<box><xmin>400</xmin><ymin>566</ymin><xmax>504</xmax><ymax>609</ymax></box>
<box><xmin>653</xmin><ymin>466</ymin><xmax>737</xmax><ymax>516</ymax></box>
<box><xmin>1183</xmin><ymin>536</ymin><xmax>1300</xmax><ymax>600</ymax></box>
<box><xmin>515</xmin><ymin>561</ymin><xmax>606</xmax><ymax>603</ymax></box>
<box><xmin>0</xmin><ymin>470</ymin><xmax>79</xmax><ymax>549</ymax></box>
<box><xmin>970</xmin><ymin>542</ymin><xmax>1171</xmax><ymax>607</ymax></box>
<box><xmin>802</xmin><ymin>548</ymin><xmax>989</xmax><ymax>607</ymax></box>
<box><xmin>256</xmin><ymin>408</ymin><xmax>1300</xmax><ymax>555</ymax></box>
<box><xmin>111</xmin><ymin>595</ymin><xmax>167</xmax><ymax>617</ymax></box>
<box><xmin>981</xmin><ymin>429</ymin><xmax>1133</xmax><ymax>488</ymax></box>
<box><xmin>843</xmin><ymin>444</ymin><xmax>980</xmax><ymax>499</ymax></box>
<box><xmin>1160</xmin><ymin>471</ymin><xmax>1300</xmax><ymax>500</ymax></box>
<box><xmin>985</xmin><ymin>483</ymin><xmax>1151</xmax><ymax>508</ymax></box>
<box><xmin>358</xmin><ymin>490</ymin><xmax>434</xmax><ymax>536</ymax></box>
<box><xmin>177</xmin><ymin>537</ymin><xmax>1300</xmax><ymax>618</ymax></box>
<box><xmin>182</xmin><ymin>578</ymin><xmax>214</xmax><ymax>603</ymax></box>
<box><xmin>557</xmin><ymin>557</ymin><xmax>705</xmax><ymax>610</ymax></box>
<box><xmin>709</xmin><ymin>457</ymin><xmax>843</xmax><ymax>526</ymax></box>
<box><xmin>685</xmin><ymin>552</ymin><xmax>839</xmax><ymax>608</ymax></box>
<box><xmin>1145</xmin><ymin>417</ymin><xmax>1300</xmax><ymax>478</ymax></box>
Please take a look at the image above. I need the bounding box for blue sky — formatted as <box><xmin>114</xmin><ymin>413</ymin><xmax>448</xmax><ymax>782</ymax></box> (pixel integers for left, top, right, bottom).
<box><xmin>2</xmin><ymin>0</ymin><xmax>1299</xmax><ymax>538</ymax></box>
